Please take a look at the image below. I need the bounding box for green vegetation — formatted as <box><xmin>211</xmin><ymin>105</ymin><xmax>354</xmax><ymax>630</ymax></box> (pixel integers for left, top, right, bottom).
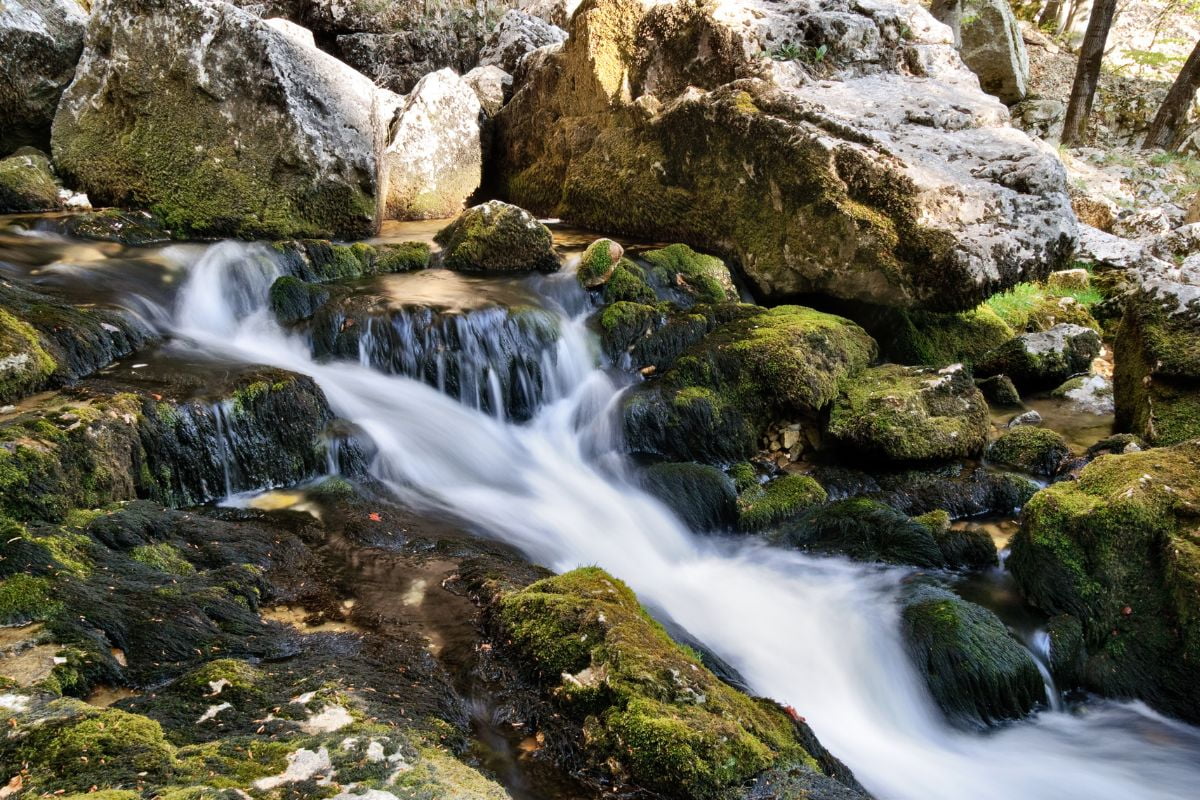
<box><xmin>737</xmin><ymin>474</ymin><xmax>827</xmax><ymax>532</ymax></box>
<box><xmin>986</xmin><ymin>426</ymin><xmax>1071</xmax><ymax>477</ymax></box>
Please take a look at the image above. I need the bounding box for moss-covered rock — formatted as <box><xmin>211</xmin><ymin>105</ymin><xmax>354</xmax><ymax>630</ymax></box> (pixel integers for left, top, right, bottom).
<box><xmin>986</xmin><ymin>426</ymin><xmax>1071</xmax><ymax>477</ymax></box>
<box><xmin>602</xmin><ymin>257</ymin><xmax>658</xmax><ymax>304</ymax></box>
<box><xmin>641</xmin><ymin>243</ymin><xmax>738</xmax><ymax>305</ymax></box>
<box><xmin>494</xmin><ymin>567</ymin><xmax>863</xmax><ymax>799</ymax></box>
<box><xmin>375</xmin><ymin>240</ymin><xmax>433</xmax><ymax>273</ymax></box>
<box><xmin>435</xmin><ymin>200</ymin><xmax>559</xmax><ymax>273</ymax></box>
<box><xmin>910</xmin><ymin>509</ymin><xmax>997</xmax><ymax>569</ymax></box>
<box><xmin>775</xmin><ymin>498</ymin><xmax>944</xmax><ymax>568</ymax></box>
<box><xmin>577</xmin><ymin>237</ymin><xmax>624</xmax><ymax>288</ymax></box>
<box><xmin>900</xmin><ymin>583</ymin><xmax>1044</xmax><ymax>729</ymax></box>
<box><xmin>51</xmin><ymin>0</ymin><xmax>391</xmax><ymax>239</ymax></box>
<box><xmin>737</xmin><ymin>474</ymin><xmax>827</xmax><ymax>532</ymax></box>
<box><xmin>271</xmin><ymin>238</ymin><xmax>430</xmax><ymax>283</ymax></box>
<box><xmin>597</xmin><ymin>301</ymin><xmax>756</xmax><ymax>371</ymax></box>
<box><xmin>1008</xmin><ymin>440</ymin><xmax>1200</xmax><ymax>721</ymax></box>
<box><xmin>825</xmin><ymin>364</ymin><xmax>990</xmax><ymax>463</ymax></box>
<box><xmin>975</xmin><ymin>374</ymin><xmax>1021</xmax><ymax>406</ymax></box>
<box><xmin>0</xmin><ymin>278</ymin><xmax>151</xmax><ymax>405</ymax></box>
<box><xmin>876</xmin><ymin>305</ymin><xmax>1014</xmax><ymax>367</ymax></box>
<box><xmin>982</xmin><ymin>282</ymin><xmax>1101</xmax><ymax>334</ymax></box>
<box><xmin>641</xmin><ymin>462</ymin><xmax>737</xmax><ymax>531</ymax></box>
<box><xmin>1113</xmin><ymin>277</ymin><xmax>1200</xmax><ymax>446</ymax></box>
<box><xmin>61</xmin><ymin>209</ymin><xmax>174</xmax><ymax>245</ymax></box>
<box><xmin>0</xmin><ymin>147</ymin><xmax>61</xmax><ymax>212</ymax></box>
<box><xmin>624</xmin><ymin>305</ymin><xmax>875</xmax><ymax>463</ymax></box>
<box><xmin>268</xmin><ymin>276</ymin><xmax>331</xmax><ymax>326</ymax></box>
<box><xmin>976</xmin><ymin>323</ymin><xmax>1101</xmax><ymax>390</ymax></box>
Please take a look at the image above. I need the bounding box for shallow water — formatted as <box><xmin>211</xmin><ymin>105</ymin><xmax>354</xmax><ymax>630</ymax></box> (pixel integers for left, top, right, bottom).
<box><xmin>5</xmin><ymin>221</ymin><xmax>1200</xmax><ymax>799</ymax></box>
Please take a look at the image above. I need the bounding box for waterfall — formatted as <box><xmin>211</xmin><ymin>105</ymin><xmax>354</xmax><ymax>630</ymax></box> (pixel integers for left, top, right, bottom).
<box><xmin>161</xmin><ymin>241</ymin><xmax>1200</xmax><ymax>800</ymax></box>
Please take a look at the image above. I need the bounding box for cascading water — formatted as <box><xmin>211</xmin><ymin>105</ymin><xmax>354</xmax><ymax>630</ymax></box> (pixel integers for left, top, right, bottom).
<box><xmin>160</xmin><ymin>241</ymin><xmax>1200</xmax><ymax>800</ymax></box>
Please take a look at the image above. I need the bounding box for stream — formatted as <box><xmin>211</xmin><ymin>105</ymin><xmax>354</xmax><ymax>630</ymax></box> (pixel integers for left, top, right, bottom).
<box><xmin>5</xmin><ymin>219</ymin><xmax>1200</xmax><ymax>799</ymax></box>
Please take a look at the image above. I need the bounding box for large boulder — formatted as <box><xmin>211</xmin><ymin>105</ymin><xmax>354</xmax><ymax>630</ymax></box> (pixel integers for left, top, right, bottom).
<box><xmin>1113</xmin><ymin>260</ymin><xmax>1200</xmax><ymax>446</ymax></box>
<box><xmin>933</xmin><ymin>0</ymin><xmax>1029</xmax><ymax>104</ymax></box>
<box><xmin>51</xmin><ymin>0</ymin><xmax>401</xmax><ymax>239</ymax></box>
<box><xmin>976</xmin><ymin>323</ymin><xmax>1102</xmax><ymax>390</ymax></box>
<box><xmin>985</xmin><ymin>425</ymin><xmax>1071</xmax><ymax>477</ymax></box>
<box><xmin>383</xmin><ymin>68</ymin><xmax>484</xmax><ymax>220</ymax></box>
<box><xmin>0</xmin><ymin>0</ymin><xmax>87</xmax><ymax>155</ymax></box>
<box><xmin>479</xmin><ymin>9</ymin><xmax>568</xmax><ymax>73</ymax></box>
<box><xmin>495</xmin><ymin>0</ymin><xmax>1076</xmax><ymax>311</ymax></box>
<box><xmin>1008</xmin><ymin>440</ymin><xmax>1200</xmax><ymax>722</ymax></box>
<box><xmin>435</xmin><ymin>200</ymin><xmax>559</xmax><ymax>272</ymax></box>
<box><xmin>825</xmin><ymin>363</ymin><xmax>990</xmax><ymax>463</ymax></box>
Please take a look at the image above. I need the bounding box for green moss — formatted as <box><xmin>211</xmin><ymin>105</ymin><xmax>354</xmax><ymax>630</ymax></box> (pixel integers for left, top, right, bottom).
<box><xmin>641</xmin><ymin>462</ymin><xmax>736</xmax><ymax>531</ymax></box>
<box><xmin>986</xmin><ymin>426</ymin><xmax>1071</xmax><ymax>477</ymax></box>
<box><xmin>131</xmin><ymin>543</ymin><xmax>196</xmax><ymax>576</ymax></box>
<box><xmin>641</xmin><ymin>243</ymin><xmax>736</xmax><ymax>304</ymax></box>
<box><xmin>0</xmin><ymin>307</ymin><xmax>57</xmax><ymax>404</ymax></box>
<box><xmin>374</xmin><ymin>241</ymin><xmax>431</xmax><ymax>272</ymax></box>
<box><xmin>0</xmin><ymin>149</ymin><xmax>61</xmax><ymax>213</ymax></box>
<box><xmin>434</xmin><ymin>201</ymin><xmax>558</xmax><ymax>273</ymax></box>
<box><xmin>497</xmin><ymin>568</ymin><xmax>821</xmax><ymax>798</ymax></box>
<box><xmin>885</xmin><ymin>306</ymin><xmax>1014</xmax><ymax>367</ymax></box>
<box><xmin>728</xmin><ymin>461</ymin><xmax>758</xmax><ymax>492</ymax></box>
<box><xmin>1114</xmin><ymin>293</ymin><xmax>1200</xmax><ymax>446</ymax></box>
<box><xmin>778</xmin><ymin>498</ymin><xmax>945</xmax><ymax>567</ymax></box>
<box><xmin>983</xmin><ymin>282</ymin><xmax>1101</xmax><ymax>333</ymax></box>
<box><xmin>737</xmin><ymin>474</ymin><xmax>827</xmax><ymax>532</ymax></box>
<box><xmin>826</xmin><ymin>364</ymin><xmax>989</xmax><ymax>463</ymax></box>
<box><xmin>578</xmin><ymin>238</ymin><xmax>622</xmax><ymax>288</ymax></box>
<box><xmin>268</xmin><ymin>276</ymin><xmax>331</xmax><ymax>326</ymax></box>
<box><xmin>603</xmin><ymin>259</ymin><xmax>657</xmax><ymax>304</ymax></box>
<box><xmin>391</xmin><ymin>744</ymin><xmax>512</xmax><ymax>799</ymax></box>
<box><xmin>0</xmin><ymin>573</ymin><xmax>60</xmax><ymax>625</ymax></box>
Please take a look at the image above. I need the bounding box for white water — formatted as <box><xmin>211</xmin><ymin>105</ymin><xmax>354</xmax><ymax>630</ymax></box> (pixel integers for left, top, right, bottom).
<box><xmin>164</xmin><ymin>242</ymin><xmax>1200</xmax><ymax>800</ymax></box>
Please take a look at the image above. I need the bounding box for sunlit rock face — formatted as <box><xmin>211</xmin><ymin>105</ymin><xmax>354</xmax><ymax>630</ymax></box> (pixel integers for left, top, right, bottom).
<box><xmin>495</xmin><ymin>0</ymin><xmax>1078</xmax><ymax>311</ymax></box>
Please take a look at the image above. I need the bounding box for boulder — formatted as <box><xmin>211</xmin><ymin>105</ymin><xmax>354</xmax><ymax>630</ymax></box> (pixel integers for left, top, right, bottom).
<box><xmin>825</xmin><ymin>364</ymin><xmax>990</xmax><ymax>463</ymax></box>
<box><xmin>977</xmin><ymin>323</ymin><xmax>1102</xmax><ymax>390</ymax></box>
<box><xmin>0</xmin><ymin>0</ymin><xmax>87</xmax><ymax>155</ymax></box>
<box><xmin>383</xmin><ymin>68</ymin><xmax>483</xmax><ymax>221</ymax></box>
<box><xmin>1008</xmin><ymin>440</ymin><xmax>1200</xmax><ymax>722</ymax></box>
<box><xmin>521</xmin><ymin>0</ymin><xmax>582</xmax><ymax>28</ymax></box>
<box><xmin>0</xmin><ymin>147</ymin><xmax>61</xmax><ymax>212</ymax></box>
<box><xmin>641</xmin><ymin>462</ymin><xmax>737</xmax><ymax>531</ymax></box>
<box><xmin>776</xmin><ymin>498</ymin><xmax>945</xmax><ymax>567</ymax></box>
<box><xmin>934</xmin><ymin>0</ymin><xmax>1029</xmax><ymax>104</ymax></box>
<box><xmin>464</xmin><ymin>64</ymin><xmax>514</xmax><ymax>117</ymax></box>
<box><xmin>495</xmin><ymin>0</ymin><xmax>1076</xmax><ymax>312</ymax></box>
<box><xmin>900</xmin><ymin>583</ymin><xmax>1044</xmax><ymax>728</ymax></box>
<box><xmin>1051</xmin><ymin>372</ymin><xmax>1114</xmax><ymax>415</ymax></box>
<box><xmin>737</xmin><ymin>473</ymin><xmax>828</xmax><ymax>532</ymax></box>
<box><xmin>985</xmin><ymin>426</ymin><xmax>1070</xmax><ymax>477</ymax></box>
<box><xmin>1113</xmin><ymin>260</ymin><xmax>1200</xmax><ymax>446</ymax></box>
<box><xmin>479</xmin><ymin>9</ymin><xmax>568</xmax><ymax>74</ymax></box>
<box><xmin>976</xmin><ymin>374</ymin><xmax>1021</xmax><ymax>406</ymax></box>
<box><xmin>435</xmin><ymin>200</ymin><xmax>559</xmax><ymax>273</ymax></box>
<box><xmin>52</xmin><ymin>0</ymin><xmax>400</xmax><ymax>239</ymax></box>
<box><xmin>494</xmin><ymin>567</ymin><xmax>868</xmax><ymax>799</ymax></box>
<box><xmin>623</xmin><ymin>305</ymin><xmax>877</xmax><ymax>463</ymax></box>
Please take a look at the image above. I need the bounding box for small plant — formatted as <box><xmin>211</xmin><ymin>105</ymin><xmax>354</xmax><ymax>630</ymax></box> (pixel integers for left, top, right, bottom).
<box><xmin>768</xmin><ymin>41</ymin><xmax>805</xmax><ymax>61</ymax></box>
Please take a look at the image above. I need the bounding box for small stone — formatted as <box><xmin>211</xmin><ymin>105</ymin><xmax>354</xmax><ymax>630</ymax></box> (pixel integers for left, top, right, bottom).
<box><xmin>1008</xmin><ymin>410</ymin><xmax>1042</xmax><ymax>428</ymax></box>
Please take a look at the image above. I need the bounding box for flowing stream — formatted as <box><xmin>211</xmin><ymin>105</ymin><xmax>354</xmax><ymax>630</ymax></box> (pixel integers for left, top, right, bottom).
<box><xmin>59</xmin><ymin>237</ymin><xmax>1200</xmax><ymax>798</ymax></box>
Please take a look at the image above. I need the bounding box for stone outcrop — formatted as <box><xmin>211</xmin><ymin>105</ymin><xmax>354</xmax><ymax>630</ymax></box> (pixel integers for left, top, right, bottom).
<box><xmin>933</xmin><ymin>0</ymin><xmax>1029</xmax><ymax>104</ymax></box>
<box><xmin>495</xmin><ymin>0</ymin><xmax>1076</xmax><ymax>312</ymax></box>
<box><xmin>0</xmin><ymin>0</ymin><xmax>88</xmax><ymax>155</ymax></box>
<box><xmin>479</xmin><ymin>9</ymin><xmax>567</xmax><ymax>73</ymax></box>
<box><xmin>52</xmin><ymin>0</ymin><xmax>400</xmax><ymax>239</ymax></box>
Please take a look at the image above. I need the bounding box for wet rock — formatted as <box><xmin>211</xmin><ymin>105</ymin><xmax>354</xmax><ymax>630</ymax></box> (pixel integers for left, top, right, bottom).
<box><xmin>577</xmin><ymin>237</ymin><xmax>624</xmax><ymax>288</ymax></box>
<box><xmin>0</xmin><ymin>0</ymin><xmax>87</xmax><ymax>155</ymax></box>
<box><xmin>0</xmin><ymin>148</ymin><xmax>61</xmax><ymax>212</ymax></box>
<box><xmin>383</xmin><ymin>68</ymin><xmax>483</xmax><ymax>221</ymax></box>
<box><xmin>479</xmin><ymin>9</ymin><xmax>567</xmax><ymax>74</ymax></box>
<box><xmin>492</xmin><ymin>567</ymin><xmax>867</xmax><ymax>799</ymax></box>
<box><xmin>1007</xmin><ymin>409</ymin><xmax>1042</xmax><ymax>428</ymax></box>
<box><xmin>496</xmin><ymin>0</ymin><xmax>1076</xmax><ymax>311</ymax></box>
<box><xmin>52</xmin><ymin>0</ymin><xmax>399</xmax><ymax>239</ymax></box>
<box><xmin>737</xmin><ymin>473</ymin><xmax>827</xmax><ymax>533</ymax></box>
<box><xmin>1085</xmin><ymin>433</ymin><xmax>1144</xmax><ymax>458</ymax></box>
<box><xmin>1113</xmin><ymin>259</ymin><xmax>1200</xmax><ymax>446</ymax></box>
<box><xmin>269</xmin><ymin>276</ymin><xmax>332</xmax><ymax>326</ymax></box>
<box><xmin>986</xmin><ymin>426</ymin><xmax>1071</xmax><ymax>477</ymax></box>
<box><xmin>1008</xmin><ymin>440</ymin><xmax>1200</xmax><ymax>722</ymax></box>
<box><xmin>976</xmin><ymin>374</ymin><xmax>1021</xmax><ymax>406</ymax></box>
<box><xmin>899</xmin><ymin>582</ymin><xmax>1044</xmax><ymax>729</ymax></box>
<box><xmin>623</xmin><ymin>305</ymin><xmax>876</xmax><ymax>464</ymax></box>
<box><xmin>825</xmin><ymin>364</ymin><xmax>990</xmax><ymax>463</ymax></box>
<box><xmin>1051</xmin><ymin>373</ymin><xmax>1114</xmax><ymax>415</ymax></box>
<box><xmin>61</xmin><ymin>209</ymin><xmax>173</xmax><ymax>245</ymax></box>
<box><xmin>1044</xmin><ymin>613</ymin><xmax>1085</xmax><ymax>689</ymax></box>
<box><xmin>273</xmin><ymin>239</ymin><xmax>431</xmax><ymax>283</ymax></box>
<box><xmin>435</xmin><ymin>200</ymin><xmax>559</xmax><ymax>273</ymax></box>
<box><xmin>776</xmin><ymin>498</ymin><xmax>945</xmax><ymax>568</ymax></box>
<box><xmin>916</xmin><ymin>511</ymin><xmax>998</xmax><ymax>570</ymax></box>
<box><xmin>640</xmin><ymin>462</ymin><xmax>737</xmax><ymax>531</ymax></box>
<box><xmin>977</xmin><ymin>324</ymin><xmax>1102</xmax><ymax>390</ymax></box>
<box><xmin>640</xmin><ymin>243</ymin><xmax>738</xmax><ymax>306</ymax></box>
<box><xmin>0</xmin><ymin>277</ymin><xmax>151</xmax><ymax>404</ymax></box>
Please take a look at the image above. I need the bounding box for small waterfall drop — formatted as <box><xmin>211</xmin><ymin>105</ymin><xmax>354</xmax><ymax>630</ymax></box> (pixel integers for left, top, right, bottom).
<box><xmin>158</xmin><ymin>241</ymin><xmax>1200</xmax><ymax>800</ymax></box>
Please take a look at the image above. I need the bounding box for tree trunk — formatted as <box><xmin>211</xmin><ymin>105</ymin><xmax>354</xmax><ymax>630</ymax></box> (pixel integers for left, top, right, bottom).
<box><xmin>1061</xmin><ymin>0</ymin><xmax>1119</xmax><ymax>145</ymax></box>
<box><xmin>1143</xmin><ymin>38</ymin><xmax>1200</xmax><ymax>150</ymax></box>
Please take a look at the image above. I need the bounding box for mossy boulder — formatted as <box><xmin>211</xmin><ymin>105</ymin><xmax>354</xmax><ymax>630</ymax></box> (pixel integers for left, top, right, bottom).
<box><xmin>494</xmin><ymin>567</ymin><xmax>864</xmax><ymax>799</ymax></box>
<box><xmin>976</xmin><ymin>323</ymin><xmax>1101</xmax><ymax>390</ymax></box>
<box><xmin>775</xmin><ymin>498</ymin><xmax>944</xmax><ymax>568</ymax></box>
<box><xmin>975</xmin><ymin>374</ymin><xmax>1021</xmax><ymax>406</ymax></box>
<box><xmin>874</xmin><ymin>305</ymin><xmax>1014</xmax><ymax>367</ymax></box>
<box><xmin>271</xmin><ymin>239</ymin><xmax>430</xmax><ymax>283</ymax></box>
<box><xmin>51</xmin><ymin>0</ymin><xmax>396</xmax><ymax>239</ymax></box>
<box><xmin>268</xmin><ymin>276</ymin><xmax>332</xmax><ymax>326</ymax></box>
<box><xmin>640</xmin><ymin>462</ymin><xmax>737</xmax><ymax>531</ymax></box>
<box><xmin>986</xmin><ymin>426</ymin><xmax>1071</xmax><ymax>477</ymax></box>
<box><xmin>577</xmin><ymin>237</ymin><xmax>624</xmax><ymax>288</ymax></box>
<box><xmin>1113</xmin><ymin>274</ymin><xmax>1200</xmax><ymax>446</ymax></box>
<box><xmin>602</xmin><ymin>258</ymin><xmax>657</xmax><ymax>304</ymax></box>
<box><xmin>1007</xmin><ymin>440</ymin><xmax>1200</xmax><ymax>721</ymax></box>
<box><xmin>900</xmin><ymin>583</ymin><xmax>1044</xmax><ymax>729</ymax></box>
<box><xmin>61</xmin><ymin>209</ymin><xmax>173</xmax><ymax>245</ymax></box>
<box><xmin>737</xmin><ymin>474</ymin><xmax>827</xmax><ymax>532</ymax></box>
<box><xmin>825</xmin><ymin>364</ymin><xmax>990</xmax><ymax>463</ymax></box>
<box><xmin>0</xmin><ymin>147</ymin><xmax>61</xmax><ymax>212</ymax></box>
<box><xmin>435</xmin><ymin>200</ymin><xmax>559</xmax><ymax>273</ymax></box>
<box><xmin>623</xmin><ymin>305</ymin><xmax>877</xmax><ymax>463</ymax></box>
<box><xmin>641</xmin><ymin>243</ymin><xmax>738</xmax><ymax>305</ymax></box>
<box><xmin>597</xmin><ymin>301</ymin><xmax>755</xmax><ymax>370</ymax></box>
